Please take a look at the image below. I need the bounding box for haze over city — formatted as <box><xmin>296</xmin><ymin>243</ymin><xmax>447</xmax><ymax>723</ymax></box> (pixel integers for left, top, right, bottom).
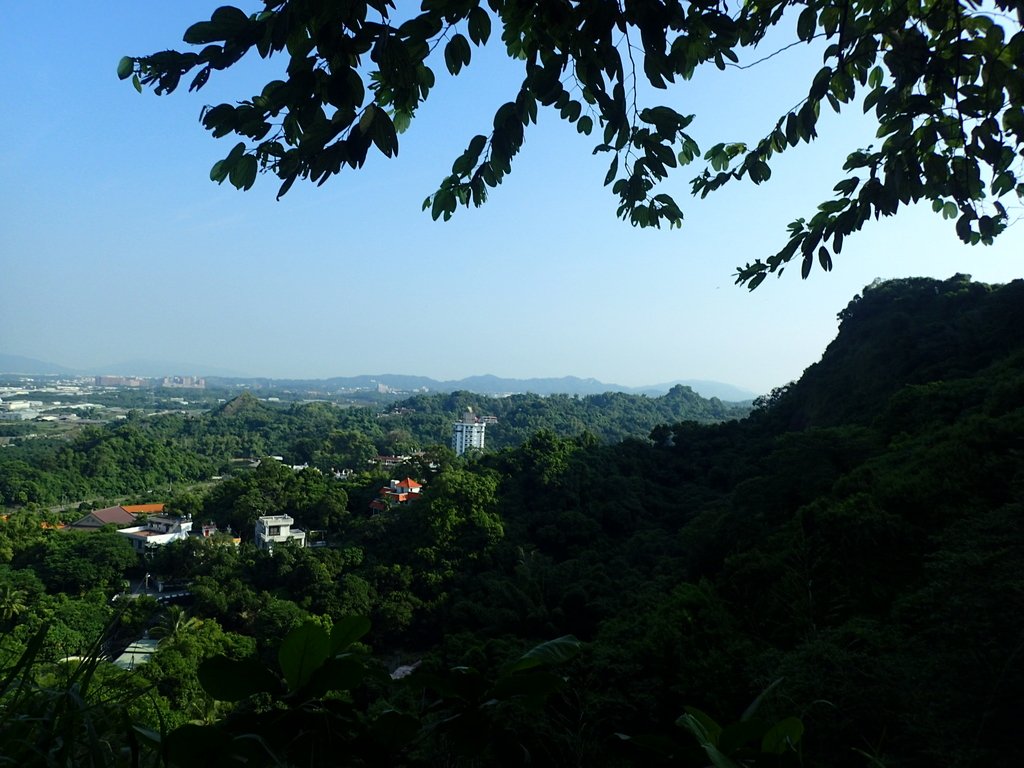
<box><xmin>2</xmin><ymin>3</ymin><xmax>1021</xmax><ymax>393</ymax></box>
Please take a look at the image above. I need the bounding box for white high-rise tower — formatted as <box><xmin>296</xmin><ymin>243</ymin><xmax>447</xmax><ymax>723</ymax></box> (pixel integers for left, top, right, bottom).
<box><xmin>452</xmin><ymin>408</ymin><xmax>486</xmax><ymax>455</ymax></box>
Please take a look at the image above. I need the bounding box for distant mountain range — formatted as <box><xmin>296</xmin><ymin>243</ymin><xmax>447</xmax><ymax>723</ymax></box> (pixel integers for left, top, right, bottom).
<box><xmin>0</xmin><ymin>353</ymin><xmax>79</xmax><ymax>377</ymax></box>
<box><xmin>236</xmin><ymin>373</ymin><xmax>759</xmax><ymax>401</ymax></box>
<box><xmin>0</xmin><ymin>353</ymin><xmax>758</xmax><ymax>402</ymax></box>
<box><xmin>0</xmin><ymin>354</ymin><xmax>249</xmax><ymax>380</ymax></box>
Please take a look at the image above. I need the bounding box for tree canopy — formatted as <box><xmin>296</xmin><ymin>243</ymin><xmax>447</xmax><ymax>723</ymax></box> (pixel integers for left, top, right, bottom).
<box><xmin>122</xmin><ymin>1</ymin><xmax>1023</xmax><ymax>286</ymax></box>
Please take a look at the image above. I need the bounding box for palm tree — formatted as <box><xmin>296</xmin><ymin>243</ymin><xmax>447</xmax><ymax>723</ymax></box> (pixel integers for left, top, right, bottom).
<box><xmin>148</xmin><ymin>605</ymin><xmax>202</xmax><ymax>648</ymax></box>
<box><xmin>0</xmin><ymin>585</ymin><xmax>27</xmax><ymax>624</ymax></box>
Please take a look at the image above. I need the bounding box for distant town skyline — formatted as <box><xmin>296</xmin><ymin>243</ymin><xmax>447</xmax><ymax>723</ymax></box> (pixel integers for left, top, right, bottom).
<box><xmin>0</xmin><ymin>353</ymin><xmax>758</xmax><ymax>401</ymax></box>
<box><xmin>2</xmin><ymin>4</ymin><xmax>1021</xmax><ymax>394</ymax></box>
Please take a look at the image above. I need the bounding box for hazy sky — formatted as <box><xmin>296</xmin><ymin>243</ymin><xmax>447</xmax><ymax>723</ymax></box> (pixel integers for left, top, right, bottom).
<box><xmin>2</xmin><ymin>4</ymin><xmax>1021</xmax><ymax>393</ymax></box>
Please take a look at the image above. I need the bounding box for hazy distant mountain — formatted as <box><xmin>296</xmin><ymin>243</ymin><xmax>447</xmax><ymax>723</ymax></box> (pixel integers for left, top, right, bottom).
<box><xmin>0</xmin><ymin>353</ymin><xmax>755</xmax><ymax>401</ymax></box>
<box><xmin>634</xmin><ymin>380</ymin><xmax>759</xmax><ymax>401</ymax></box>
<box><xmin>451</xmin><ymin>374</ymin><xmax>613</xmax><ymax>396</ymax></box>
<box><xmin>0</xmin><ymin>353</ymin><xmax>76</xmax><ymax>376</ymax></box>
<box><xmin>85</xmin><ymin>360</ymin><xmax>253</xmax><ymax>379</ymax></box>
<box><xmin>212</xmin><ymin>373</ymin><xmax>757</xmax><ymax>401</ymax></box>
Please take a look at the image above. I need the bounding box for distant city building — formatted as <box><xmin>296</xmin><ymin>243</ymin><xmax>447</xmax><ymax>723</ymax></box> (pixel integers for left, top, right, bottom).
<box><xmin>0</xmin><ymin>399</ymin><xmax>43</xmax><ymax>421</ymax></box>
<box><xmin>0</xmin><ymin>400</ymin><xmax>34</xmax><ymax>411</ymax></box>
<box><xmin>161</xmin><ymin>376</ymin><xmax>206</xmax><ymax>389</ymax></box>
<box><xmin>0</xmin><ymin>409</ymin><xmax>39</xmax><ymax>421</ymax></box>
<box><xmin>95</xmin><ymin>376</ymin><xmax>146</xmax><ymax>388</ymax></box>
<box><xmin>255</xmin><ymin>514</ymin><xmax>306</xmax><ymax>551</ymax></box>
<box><xmin>452</xmin><ymin>409</ymin><xmax>486</xmax><ymax>456</ymax></box>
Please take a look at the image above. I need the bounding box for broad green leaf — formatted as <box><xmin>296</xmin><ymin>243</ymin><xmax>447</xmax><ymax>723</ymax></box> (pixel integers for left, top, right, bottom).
<box><xmin>371</xmin><ymin>108</ymin><xmax>398</xmax><ymax>157</ymax></box>
<box><xmin>330</xmin><ymin>615</ymin><xmax>371</xmax><ymax>653</ymax></box>
<box><xmin>818</xmin><ymin>246</ymin><xmax>832</xmax><ymax>270</ymax></box>
<box><xmin>797</xmin><ymin>8</ymin><xmax>816</xmax><ymax>42</ymax></box>
<box><xmin>198</xmin><ymin>655</ymin><xmax>279</xmax><ymax>701</ymax></box>
<box><xmin>504</xmin><ymin>635</ymin><xmax>581</xmax><ymax>674</ymax></box>
<box><xmin>719</xmin><ymin>719</ymin><xmax>770</xmax><ymax>754</ymax></box>
<box><xmin>210</xmin><ymin>159</ymin><xmax>228</xmax><ymax>183</ymax></box>
<box><xmin>444</xmin><ymin>34</ymin><xmax>471</xmax><ymax>75</ymax></box>
<box><xmin>278</xmin><ymin>621</ymin><xmax>330</xmax><ymax>692</ymax></box>
<box><xmin>678</xmin><ymin>710</ymin><xmax>740</xmax><ymax>768</ymax></box>
<box><xmin>604</xmin><ymin>154</ymin><xmax>619</xmax><ymax>186</ymax></box>
<box><xmin>468</xmin><ymin>7</ymin><xmax>491</xmax><ymax>46</ymax></box>
<box><xmin>431</xmin><ymin>188</ymin><xmax>454</xmax><ymax>220</ymax></box>
<box><xmin>677</xmin><ymin>707</ymin><xmax>722</xmax><ymax>746</ymax></box>
<box><xmin>116</xmin><ymin>57</ymin><xmax>134</xmax><ymax>80</ymax></box>
<box><xmin>229</xmin><ymin>154</ymin><xmax>257</xmax><ymax>190</ymax></box>
<box><xmin>761</xmin><ymin>717</ymin><xmax>804</xmax><ymax>754</ymax></box>
<box><xmin>801</xmin><ymin>252</ymin><xmax>813</xmax><ymax>279</ymax></box>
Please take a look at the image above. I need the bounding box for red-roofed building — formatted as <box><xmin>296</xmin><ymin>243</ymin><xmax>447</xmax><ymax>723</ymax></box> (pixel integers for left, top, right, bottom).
<box><xmin>71</xmin><ymin>506</ymin><xmax>138</xmax><ymax>530</ymax></box>
<box><xmin>369</xmin><ymin>477</ymin><xmax>424</xmax><ymax>513</ymax></box>
<box><xmin>122</xmin><ymin>503</ymin><xmax>166</xmax><ymax>514</ymax></box>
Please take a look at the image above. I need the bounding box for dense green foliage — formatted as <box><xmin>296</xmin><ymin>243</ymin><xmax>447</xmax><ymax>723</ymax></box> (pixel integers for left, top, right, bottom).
<box><xmin>0</xmin><ymin>384</ymin><xmax>741</xmax><ymax>509</ymax></box>
<box><xmin>123</xmin><ymin>1</ymin><xmax>1024</xmax><ymax>285</ymax></box>
<box><xmin>2</xmin><ymin>275</ymin><xmax>1023</xmax><ymax>765</ymax></box>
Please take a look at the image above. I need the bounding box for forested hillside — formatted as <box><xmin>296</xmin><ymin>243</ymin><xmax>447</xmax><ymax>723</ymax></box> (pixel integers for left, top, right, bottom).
<box><xmin>0</xmin><ymin>384</ymin><xmax>744</xmax><ymax>508</ymax></box>
<box><xmin>1</xmin><ymin>275</ymin><xmax>1022</xmax><ymax>766</ymax></box>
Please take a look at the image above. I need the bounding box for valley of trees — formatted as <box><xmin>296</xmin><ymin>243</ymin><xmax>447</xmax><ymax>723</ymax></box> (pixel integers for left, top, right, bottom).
<box><xmin>2</xmin><ymin>274</ymin><xmax>1022</xmax><ymax>765</ymax></box>
<box><xmin>0</xmin><ymin>383</ymin><xmax>745</xmax><ymax>508</ymax></box>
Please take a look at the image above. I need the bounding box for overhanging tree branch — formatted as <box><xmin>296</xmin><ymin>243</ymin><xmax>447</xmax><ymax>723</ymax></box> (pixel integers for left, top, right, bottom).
<box><xmin>121</xmin><ymin>0</ymin><xmax>1024</xmax><ymax>287</ymax></box>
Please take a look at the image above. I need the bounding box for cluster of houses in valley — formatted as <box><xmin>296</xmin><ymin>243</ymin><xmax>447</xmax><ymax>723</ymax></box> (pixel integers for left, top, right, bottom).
<box><xmin>62</xmin><ymin>474</ymin><xmax>428</xmax><ymax>556</ymax></box>
<box><xmin>69</xmin><ymin>503</ymin><xmax>230</xmax><ymax>553</ymax></box>
<box><xmin>69</xmin><ymin>502</ymin><xmax>302</xmax><ymax>554</ymax></box>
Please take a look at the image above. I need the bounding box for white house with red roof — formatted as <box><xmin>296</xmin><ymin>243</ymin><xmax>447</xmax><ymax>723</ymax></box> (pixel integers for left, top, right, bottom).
<box><xmin>369</xmin><ymin>477</ymin><xmax>423</xmax><ymax>513</ymax></box>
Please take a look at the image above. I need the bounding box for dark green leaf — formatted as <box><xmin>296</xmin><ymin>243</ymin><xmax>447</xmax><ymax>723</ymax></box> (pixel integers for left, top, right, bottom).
<box><xmin>467</xmin><ymin>7</ymin><xmax>491</xmax><ymax>46</ymax></box>
<box><xmin>604</xmin><ymin>155</ymin><xmax>619</xmax><ymax>186</ymax></box>
<box><xmin>504</xmin><ymin>635</ymin><xmax>581</xmax><ymax>674</ymax></box>
<box><xmin>444</xmin><ymin>34</ymin><xmax>471</xmax><ymax>75</ymax></box>
<box><xmin>761</xmin><ymin>717</ymin><xmax>804</xmax><ymax>754</ymax></box>
<box><xmin>797</xmin><ymin>8</ymin><xmax>817</xmax><ymax>43</ymax></box>
<box><xmin>198</xmin><ymin>656</ymin><xmax>279</xmax><ymax>701</ymax></box>
<box><xmin>229</xmin><ymin>154</ymin><xmax>257</xmax><ymax>190</ymax></box>
<box><xmin>330</xmin><ymin>616</ymin><xmax>371</xmax><ymax>653</ymax></box>
<box><xmin>817</xmin><ymin>246</ymin><xmax>832</xmax><ymax>270</ymax></box>
<box><xmin>278</xmin><ymin>622</ymin><xmax>330</xmax><ymax>692</ymax></box>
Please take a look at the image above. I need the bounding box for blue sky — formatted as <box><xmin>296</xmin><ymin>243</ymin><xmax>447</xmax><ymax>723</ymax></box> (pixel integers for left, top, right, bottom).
<box><xmin>2</xmin><ymin>3</ymin><xmax>1021</xmax><ymax>393</ymax></box>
